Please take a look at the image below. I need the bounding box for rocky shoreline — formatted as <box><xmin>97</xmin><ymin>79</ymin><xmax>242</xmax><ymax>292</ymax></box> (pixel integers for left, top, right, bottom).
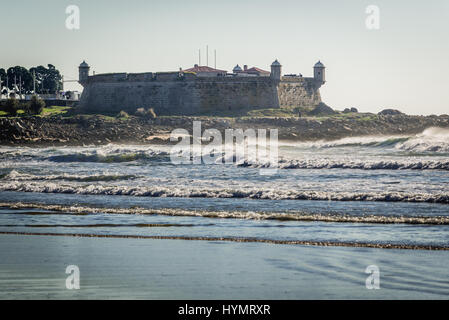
<box><xmin>1</xmin><ymin>113</ymin><xmax>449</xmax><ymax>146</ymax></box>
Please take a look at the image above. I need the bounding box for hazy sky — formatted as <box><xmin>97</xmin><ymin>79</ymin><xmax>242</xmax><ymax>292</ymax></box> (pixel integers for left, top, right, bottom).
<box><xmin>2</xmin><ymin>0</ymin><xmax>448</xmax><ymax>115</ymax></box>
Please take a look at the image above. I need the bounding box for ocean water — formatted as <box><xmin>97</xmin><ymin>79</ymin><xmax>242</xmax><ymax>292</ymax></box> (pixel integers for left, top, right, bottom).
<box><xmin>0</xmin><ymin>127</ymin><xmax>449</xmax><ymax>299</ymax></box>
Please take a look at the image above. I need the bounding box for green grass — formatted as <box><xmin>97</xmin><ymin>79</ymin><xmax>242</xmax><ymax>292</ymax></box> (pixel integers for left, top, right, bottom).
<box><xmin>0</xmin><ymin>109</ymin><xmax>26</xmax><ymax>117</ymax></box>
<box><xmin>104</xmin><ymin>115</ymin><xmax>123</xmax><ymax>121</ymax></box>
<box><xmin>0</xmin><ymin>105</ymin><xmax>72</xmax><ymax>118</ymax></box>
<box><xmin>246</xmin><ymin>108</ymin><xmax>297</xmax><ymax>118</ymax></box>
<box><xmin>41</xmin><ymin>106</ymin><xmax>71</xmax><ymax>117</ymax></box>
<box><xmin>0</xmin><ymin>104</ymin><xmax>380</xmax><ymax>122</ymax></box>
<box><xmin>195</xmin><ymin>105</ymin><xmax>314</xmax><ymax>118</ymax></box>
<box><xmin>308</xmin><ymin>110</ymin><xmax>379</xmax><ymax>120</ymax></box>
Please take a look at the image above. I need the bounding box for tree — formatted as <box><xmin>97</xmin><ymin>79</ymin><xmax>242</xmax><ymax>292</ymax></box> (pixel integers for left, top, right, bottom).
<box><xmin>46</xmin><ymin>64</ymin><xmax>63</xmax><ymax>93</ymax></box>
<box><xmin>5</xmin><ymin>98</ymin><xmax>19</xmax><ymax>116</ymax></box>
<box><xmin>29</xmin><ymin>66</ymin><xmax>47</xmax><ymax>93</ymax></box>
<box><xmin>29</xmin><ymin>64</ymin><xmax>63</xmax><ymax>94</ymax></box>
<box><xmin>6</xmin><ymin>66</ymin><xmax>32</xmax><ymax>93</ymax></box>
<box><xmin>0</xmin><ymin>68</ymin><xmax>6</xmax><ymax>88</ymax></box>
<box><xmin>1</xmin><ymin>64</ymin><xmax>63</xmax><ymax>94</ymax></box>
<box><xmin>29</xmin><ymin>95</ymin><xmax>46</xmax><ymax>114</ymax></box>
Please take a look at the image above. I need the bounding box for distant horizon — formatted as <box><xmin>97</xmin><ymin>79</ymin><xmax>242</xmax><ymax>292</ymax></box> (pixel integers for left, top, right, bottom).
<box><xmin>2</xmin><ymin>0</ymin><xmax>448</xmax><ymax>115</ymax></box>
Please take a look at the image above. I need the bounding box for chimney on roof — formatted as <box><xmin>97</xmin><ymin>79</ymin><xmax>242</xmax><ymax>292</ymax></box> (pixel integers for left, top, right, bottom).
<box><xmin>194</xmin><ymin>64</ymin><xmax>198</xmax><ymax>68</ymax></box>
<box><xmin>244</xmin><ymin>65</ymin><xmax>248</xmax><ymax>71</ymax></box>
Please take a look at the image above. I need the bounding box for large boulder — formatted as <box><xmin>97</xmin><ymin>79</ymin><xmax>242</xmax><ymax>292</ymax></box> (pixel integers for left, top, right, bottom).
<box><xmin>309</xmin><ymin>103</ymin><xmax>336</xmax><ymax>116</ymax></box>
<box><xmin>378</xmin><ymin>109</ymin><xmax>403</xmax><ymax>116</ymax></box>
<box><xmin>343</xmin><ymin>107</ymin><xmax>359</xmax><ymax>113</ymax></box>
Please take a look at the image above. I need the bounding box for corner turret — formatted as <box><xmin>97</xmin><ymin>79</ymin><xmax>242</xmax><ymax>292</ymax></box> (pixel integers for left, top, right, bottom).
<box><xmin>313</xmin><ymin>60</ymin><xmax>325</xmax><ymax>85</ymax></box>
<box><xmin>270</xmin><ymin>59</ymin><xmax>282</xmax><ymax>81</ymax></box>
<box><xmin>233</xmin><ymin>64</ymin><xmax>242</xmax><ymax>73</ymax></box>
<box><xmin>79</xmin><ymin>60</ymin><xmax>90</xmax><ymax>85</ymax></box>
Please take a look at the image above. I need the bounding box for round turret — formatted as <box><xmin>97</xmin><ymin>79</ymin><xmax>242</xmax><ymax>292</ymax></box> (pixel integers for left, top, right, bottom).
<box><xmin>233</xmin><ymin>64</ymin><xmax>242</xmax><ymax>73</ymax></box>
<box><xmin>313</xmin><ymin>60</ymin><xmax>325</xmax><ymax>84</ymax></box>
<box><xmin>78</xmin><ymin>60</ymin><xmax>90</xmax><ymax>85</ymax></box>
<box><xmin>314</xmin><ymin>61</ymin><xmax>325</xmax><ymax>68</ymax></box>
<box><xmin>270</xmin><ymin>59</ymin><xmax>282</xmax><ymax>80</ymax></box>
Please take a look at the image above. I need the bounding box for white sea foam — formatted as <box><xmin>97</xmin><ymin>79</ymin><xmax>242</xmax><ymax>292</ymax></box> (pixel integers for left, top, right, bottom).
<box><xmin>238</xmin><ymin>159</ymin><xmax>449</xmax><ymax>170</ymax></box>
<box><xmin>1</xmin><ymin>201</ymin><xmax>448</xmax><ymax>225</ymax></box>
<box><xmin>1</xmin><ymin>183</ymin><xmax>448</xmax><ymax>203</ymax></box>
<box><xmin>279</xmin><ymin>127</ymin><xmax>449</xmax><ymax>153</ymax></box>
<box><xmin>0</xmin><ymin>170</ymin><xmax>139</xmax><ymax>182</ymax></box>
<box><xmin>395</xmin><ymin>127</ymin><xmax>449</xmax><ymax>153</ymax></box>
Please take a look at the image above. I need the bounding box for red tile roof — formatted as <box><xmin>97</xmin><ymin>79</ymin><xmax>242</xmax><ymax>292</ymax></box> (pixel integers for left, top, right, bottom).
<box><xmin>244</xmin><ymin>67</ymin><xmax>270</xmax><ymax>74</ymax></box>
<box><xmin>184</xmin><ymin>65</ymin><xmax>227</xmax><ymax>73</ymax></box>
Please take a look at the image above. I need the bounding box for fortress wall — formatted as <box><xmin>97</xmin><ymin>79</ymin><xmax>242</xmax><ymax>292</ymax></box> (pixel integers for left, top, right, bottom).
<box><xmin>80</xmin><ymin>81</ymin><xmax>199</xmax><ymax>115</ymax></box>
<box><xmin>194</xmin><ymin>79</ymin><xmax>279</xmax><ymax>113</ymax></box>
<box><xmin>88</xmin><ymin>73</ymin><xmax>128</xmax><ymax>83</ymax></box>
<box><xmin>79</xmin><ymin>76</ymin><xmax>322</xmax><ymax>115</ymax></box>
<box><xmin>127</xmin><ymin>73</ymin><xmax>153</xmax><ymax>81</ymax></box>
<box><xmin>277</xmin><ymin>78</ymin><xmax>322</xmax><ymax>107</ymax></box>
<box><xmin>154</xmin><ymin>72</ymin><xmax>181</xmax><ymax>81</ymax></box>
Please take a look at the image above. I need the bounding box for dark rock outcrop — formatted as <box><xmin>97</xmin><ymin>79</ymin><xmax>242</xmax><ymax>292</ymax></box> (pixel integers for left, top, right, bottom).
<box><xmin>343</xmin><ymin>107</ymin><xmax>358</xmax><ymax>113</ymax></box>
<box><xmin>1</xmin><ymin>113</ymin><xmax>449</xmax><ymax>145</ymax></box>
<box><xmin>378</xmin><ymin>109</ymin><xmax>404</xmax><ymax>116</ymax></box>
<box><xmin>309</xmin><ymin>103</ymin><xmax>336</xmax><ymax>116</ymax></box>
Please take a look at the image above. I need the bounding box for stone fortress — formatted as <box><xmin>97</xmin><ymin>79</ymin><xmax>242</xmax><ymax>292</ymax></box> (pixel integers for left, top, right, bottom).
<box><xmin>78</xmin><ymin>59</ymin><xmax>326</xmax><ymax>115</ymax></box>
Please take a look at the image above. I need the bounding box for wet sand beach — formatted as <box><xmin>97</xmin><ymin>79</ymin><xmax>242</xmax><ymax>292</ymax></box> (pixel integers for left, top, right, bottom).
<box><xmin>1</xmin><ymin>234</ymin><xmax>449</xmax><ymax>299</ymax></box>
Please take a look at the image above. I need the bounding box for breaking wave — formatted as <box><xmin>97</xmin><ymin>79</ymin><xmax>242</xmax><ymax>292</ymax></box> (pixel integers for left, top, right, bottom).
<box><xmin>308</xmin><ymin>136</ymin><xmax>410</xmax><ymax>149</ymax></box>
<box><xmin>1</xmin><ymin>201</ymin><xmax>448</xmax><ymax>225</ymax></box>
<box><xmin>1</xmin><ymin>183</ymin><xmax>448</xmax><ymax>204</ymax></box>
<box><xmin>395</xmin><ymin>127</ymin><xmax>449</xmax><ymax>153</ymax></box>
<box><xmin>46</xmin><ymin>150</ymin><xmax>169</xmax><ymax>163</ymax></box>
<box><xmin>302</xmin><ymin>127</ymin><xmax>449</xmax><ymax>153</ymax></box>
<box><xmin>1</xmin><ymin>170</ymin><xmax>139</xmax><ymax>182</ymax></box>
<box><xmin>238</xmin><ymin>159</ymin><xmax>449</xmax><ymax>171</ymax></box>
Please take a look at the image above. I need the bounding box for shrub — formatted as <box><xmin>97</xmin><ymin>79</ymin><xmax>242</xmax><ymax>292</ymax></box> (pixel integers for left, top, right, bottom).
<box><xmin>117</xmin><ymin>110</ymin><xmax>129</xmax><ymax>118</ymax></box>
<box><xmin>148</xmin><ymin>108</ymin><xmax>157</xmax><ymax>119</ymax></box>
<box><xmin>135</xmin><ymin>107</ymin><xmax>147</xmax><ymax>117</ymax></box>
<box><xmin>30</xmin><ymin>95</ymin><xmax>46</xmax><ymax>115</ymax></box>
<box><xmin>21</xmin><ymin>102</ymin><xmax>31</xmax><ymax>115</ymax></box>
<box><xmin>134</xmin><ymin>107</ymin><xmax>156</xmax><ymax>119</ymax></box>
<box><xmin>5</xmin><ymin>98</ymin><xmax>19</xmax><ymax>116</ymax></box>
